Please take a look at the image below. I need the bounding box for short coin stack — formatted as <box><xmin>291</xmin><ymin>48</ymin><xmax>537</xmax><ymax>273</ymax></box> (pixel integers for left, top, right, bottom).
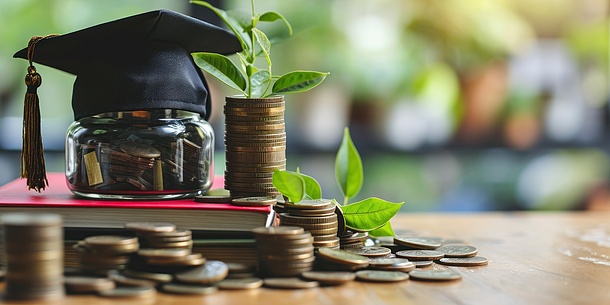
<box><xmin>1</xmin><ymin>213</ymin><xmax>64</xmax><ymax>301</ymax></box>
<box><xmin>339</xmin><ymin>231</ymin><xmax>369</xmax><ymax>250</ymax></box>
<box><xmin>277</xmin><ymin>199</ymin><xmax>340</xmax><ymax>249</ymax></box>
<box><xmin>75</xmin><ymin>235</ymin><xmax>139</xmax><ymax>275</ymax></box>
<box><xmin>252</xmin><ymin>226</ymin><xmax>315</xmax><ymax>277</ymax></box>
<box><xmin>126</xmin><ymin>222</ymin><xmax>193</xmax><ymax>250</ymax></box>
<box><xmin>224</xmin><ymin>96</ymin><xmax>286</xmax><ymax>198</ymax></box>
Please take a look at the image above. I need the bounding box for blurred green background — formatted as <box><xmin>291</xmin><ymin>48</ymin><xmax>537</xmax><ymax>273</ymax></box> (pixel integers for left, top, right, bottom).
<box><xmin>0</xmin><ymin>0</ymin><xmax>608</xmax><ymax>211</ymax></box>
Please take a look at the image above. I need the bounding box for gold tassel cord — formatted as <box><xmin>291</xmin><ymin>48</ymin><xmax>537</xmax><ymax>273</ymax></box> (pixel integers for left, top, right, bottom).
<box><xmin>21</xmin><ymin>35</ymin><xmax>58</xmax><ymax>192</ymax></box>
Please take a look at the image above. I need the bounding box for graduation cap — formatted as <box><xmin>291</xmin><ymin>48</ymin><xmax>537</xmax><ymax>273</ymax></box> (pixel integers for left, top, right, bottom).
<box><xmin>14</xmin><ymin>9</ymin><xmax>242</xmax><ymax>192</ymax></box>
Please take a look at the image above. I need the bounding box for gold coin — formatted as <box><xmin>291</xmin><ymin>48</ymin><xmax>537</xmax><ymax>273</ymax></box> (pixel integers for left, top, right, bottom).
<box><xmin>64</xmin><ymin>276</ymin><xmax>115</xmax><ymax>293</ymax></box>
<box><xmin>125</xmin><ymin>222</ymin><xmax>176</xmax><ymax>233</ymax></box>
<box><xmin>137</xmin><ymin>248</ymin><xmax>190</xmax><ymax>258</ymax></box>
<box><xmin>147</xmin><ymin>254</ymin><xmax>205</xmax><ymax>266</ymax></box>
<box><xmin>84</xmin><ymin>236</ymin><xmax>138</xmax><ymax>247</ymax></box>
<box><xmin>279</xmin><ymin>213</ymin><xmax>337</xmax><ymax>224</ymax></box>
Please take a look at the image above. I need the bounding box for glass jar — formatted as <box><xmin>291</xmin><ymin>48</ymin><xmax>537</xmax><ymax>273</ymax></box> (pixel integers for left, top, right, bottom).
<box><xmin>66</xmin><ymin>109</ymin><xmax>214</xmax><ymax>199</ymax></box>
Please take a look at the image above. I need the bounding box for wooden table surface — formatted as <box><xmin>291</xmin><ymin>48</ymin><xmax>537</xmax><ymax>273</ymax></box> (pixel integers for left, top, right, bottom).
<box><xmin>2</xmin><ymin>211</ymin><xmax>609</xmax><ymax>305</ymax></box>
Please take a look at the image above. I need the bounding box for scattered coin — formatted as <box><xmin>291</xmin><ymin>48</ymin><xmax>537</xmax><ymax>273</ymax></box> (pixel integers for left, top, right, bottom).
<box><xmin>175</xmin><ymin>261</ymin><xmax>229</xmax><ymax>285</ymax></box>
<box><xmin>437</xmin><ymin>256</ymin><xmax>489</xmax><ymax>267</ymax></box>
<box><xmin>394</xmin><ymin>237</ymin><xmax>442</xmax><ymax>250</ymax></box>
<box><xmin>263</xmin><ymin>277</ymin><xmax>319</xmax><ymax>289</ymax></box>
<box><xmin>122</xmin><ymin>269</ymin><xmax>173</xmax><ymax>283</ymax></box>
<box><xmin>355</xmin><ymin>270</ymin><xmax>410</xmax><ymax>282</ymax></box>
<box><xmin>317</xmin><ymin>248</ymin><xmax>370</xmax><ymax>267</ymax></box>
<box><xmin>161</xmin><ymin>284</ymin><xmax>218</xmax><ymax>295</ymax></box>
<box><xmin>64</xmin><ymin>276</ymin><xmax>115</xmax><ymax>293</ymax></box>
<box><xmin>107</xmin><ymin>271</ymin><xmax>157</xmax><ymax>288</ymax></box>
<box><xmin>217</xmin><ymin>277</ymin><xmax>264</xmax><ymax>290</ymax></box>
<box><xmin>435</xmin><ymin>245</ymin><xmax>478</xmax><ymax>258</ymax></box>
<box><xmin>98</xmin><ymin>286</ymin><xmax>157</xmax><ymax>298</ymax></box>
<box><xmin>408</xmin><ymin>269</ymin><xmax>462</xmax><ymax>281</ymax></box>
<box><xmin>412</xmin><ymin>261</ymin><xmax>434</xmax><ymax>268</ymax></box>
<box><xmin>395</xmin><ymin>250</ymin><xmax>445</xmax><ymax>261</ymax></box>
<box><xmin>345</xmin><ymin>246</ymin><xmax>392</xmax><ymax>258</ymax></box>
<box><xmin>300</xmin><ymin>271</ymin><xmax>356</xmax><ymax>286</ymax></box>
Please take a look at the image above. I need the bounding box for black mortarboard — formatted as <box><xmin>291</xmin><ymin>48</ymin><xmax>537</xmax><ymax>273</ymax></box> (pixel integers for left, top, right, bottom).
<box><xmin>14</xmin><ymin>9</ymin><xmax>241</xmax><ymax>192</ymax></box>
<box><xmin>14</xmin><ymin>9</ymin><xmax>241</xmax><ymax>120</ymax></box>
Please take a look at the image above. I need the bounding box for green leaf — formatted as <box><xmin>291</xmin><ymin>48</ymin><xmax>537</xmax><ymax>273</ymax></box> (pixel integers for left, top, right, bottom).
<box><xmin>340</xmin><ymin>198</ymin><xmax>403</xmax><ymax>231</ymax></box>
<box><xmin>192</xmin><ymin>52</ymin><xmax>247</xmax><ymax>93</ymax></box>
<box><xmin>252</xmin><ymin>28</ymin><xmax>272</xmax><ymax>67</ymax></box>
<box><xmin>271</xmin><ymin>71</ymin><xmax>329</xmax><ymax>95</ymax></box>
<box><xmin>272</xmin><ymin>170</ymin><xmax>306</xmax><ymax>203</ymax></box>
<box><xmin>191</xmin><ymin>1</ymin><xmax>250</xmax><ymax>52</ymax></box>
<box><xmin>300</xmin><ymin>173</ymin><xmax>322</xmax><ymax>199</ymax></box>
<box><xmin>259</xmin><ymin>11</ymin><xmax>293</xmax><ymax>36</ymax></box>
<box><xmin>369</xmin><ymin>221</ymin><xmax>395</xmax><ymax>237</ymax></box>
<box><xmin>250</xmin><ymin>70</ymin><xmax>271</xmax><ymax>97</ymax></box>
<box><xmin>335</xmin><ymin>128</ymin><xmax>363</xmax><ymax>199</ymax></box>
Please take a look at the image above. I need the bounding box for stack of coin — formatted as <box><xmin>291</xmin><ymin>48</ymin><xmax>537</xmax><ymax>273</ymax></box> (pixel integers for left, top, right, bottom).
<box><xmin>1</xmin><ymin>213</ymin><xmax>64</xmax><ymax>301</ymax></box>
<box><xmin>224</xmin><ymin>96</ymin><xmax>286</xmax><ymax>198</ymax></box>
<box><xmin>126</xmin><ymin>222</ymin><xmax>193</xmax><ymax>250</ymax></box>
<box><xmin>339</xmin><ymin>230</ymin><xmax>369</xmax><ymax>250</ymax></box>
<box><xmin>74</xmin><ymin>235</ymin><xmax>139</xmax><ymax>275</ymax></box>
<box><xmin>252</xmin><ymin>226</ymin><xmax>314</xmax><ymax>277</ymax></box>
<box><xmin>278</xmin><ymin>199</ymin><xmax>340</xmax><ymax>249</ymax></box>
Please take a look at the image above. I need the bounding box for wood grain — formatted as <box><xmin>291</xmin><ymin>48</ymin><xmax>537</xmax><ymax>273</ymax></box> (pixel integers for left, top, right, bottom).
<box><xmin>1</xmin><ymin>212</ymin><xmax>609</xmax><ymax>305</ymax></box>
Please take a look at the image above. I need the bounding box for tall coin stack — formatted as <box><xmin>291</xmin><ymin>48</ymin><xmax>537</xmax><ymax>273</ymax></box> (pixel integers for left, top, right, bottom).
<box><xmin>1</xmin><ymin>213</ymin><xmax>64</xmax><ymax>301</ymax></box>
<box><xmin>224</xmin><ymin>96</ymin><xmax>286</xmax><ymax>198</ymax></box>
<box><xmin>277</xmin><ymin>199</ymin><xmax>340</xmax><ymax>250</ymax></box>
<box><xmin>252</xmin><ymin>226</ymin><xmax>314</xmax><ymax>277</ymax></box>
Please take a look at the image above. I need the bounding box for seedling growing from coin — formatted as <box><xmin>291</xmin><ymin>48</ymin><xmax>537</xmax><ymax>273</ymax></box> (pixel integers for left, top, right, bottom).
<box><xmin>191</xmin><ymin>0</ymin><xmax>329</xmax><ymax>98</ymax></box>
<box><xmin>272</xmin><ymin>128</ymin><xmax>403</xmax><ymax>236</ymax></box>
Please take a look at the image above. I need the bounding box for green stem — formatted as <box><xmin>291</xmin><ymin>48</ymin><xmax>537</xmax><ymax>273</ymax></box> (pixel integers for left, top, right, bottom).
<box><xmin>343</xmin><ymin>196</ymin><xmax>349</xmax><ymax>206</ymax></box>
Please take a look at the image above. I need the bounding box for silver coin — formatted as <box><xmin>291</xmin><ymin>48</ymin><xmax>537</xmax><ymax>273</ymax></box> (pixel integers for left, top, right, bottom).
<box><xmin>216</xmin><ymin>277</ymin><xmax>263</xmax><ymax>290</ymax></box>
<box><xmin>408</xmin><ymin>269</ymin><xmax>462</xmax><ymax>281</ymax></box>
<box><xmin>162</xmin><ymin>284</ymin><xmax>218</xmax><ymax>295</ymax></box>
<box><xmin>396</xmin><ymin>250</ymin><xmax>445</xmax><ymax>261</ymax></box>
<box><xmin>437</xmin><ymin>256</ymin><xmax>489</xmax><ymax>267</ymax></box>
<box><xmin>345</xmin><ymin>246</ymin><xmax>392</xmax><ymax>257</ymax></box>
<box><xmin>176</xmin><ymin>261</ymin><xmax>229</xmax><ymax>285</ymax></box>
<box><xmin>393</xmin><ymin>237</ymin><xmax>442</xmax><ymax>250</ymax></box>
<box><xmin>355</xmin><ymin>270</ymin><xmax>409</xmax><ymax>282</ymax></box>
<box><xmin>436</xmin><ymin>245</ymin><xmax>478</xmax><ymax>258</ymax></box>
<box><xmin>413</xmin><ymin>260</ymin><xmax>434</xmax><ymax>268</ymax></box>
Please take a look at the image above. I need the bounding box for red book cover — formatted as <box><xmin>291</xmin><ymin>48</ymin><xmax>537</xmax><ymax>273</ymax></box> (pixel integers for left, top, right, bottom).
<box><xmin>0</xmin><ymin>173</ymin><xmax>274</xmax><ymax>232</ymax></box>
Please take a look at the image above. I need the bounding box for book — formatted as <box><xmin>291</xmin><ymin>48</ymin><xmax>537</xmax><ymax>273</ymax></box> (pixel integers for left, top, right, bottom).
<box><xmin>0</xmin><ymin>173</ymin><xmax>275</xmax><ymax>233</ymax></box>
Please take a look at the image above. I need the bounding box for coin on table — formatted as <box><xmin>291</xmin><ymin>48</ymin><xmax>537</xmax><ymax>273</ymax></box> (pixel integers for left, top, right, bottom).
<box><xmin>64</xmin><ymin>276</ymin><xmax>115</xmax><ymax>293</ymax></box>
<box><xmin>147</xmin><ymin>254</ymin><xmax>206</xmax><ymax>266</ymax></box>
<box><xmin>435</xmin><ymin>245</ymin><xmax>478</xmax><ymax>258</ymax></box>
<box><xmin>437</xmin><ymin>256</ymin><xmax>489</xmax><ymax>267</ymax></box>
<box><xmin>138</xmin><ymin>248</ymin><xmax>190</xmax><ymax>258</ymax></box>
<box><xmin>263</xmin><ymin>277</ymin><xmax>319</xmax><ymax>289</ymax></box>
<box><xmin>412</xmin><ymin>260</ymin><xmax>434</xmax><ymax>268</ymax></box>
<box><xmin>317</xmin><ymin>248</ymin><xmax>370</xmax><ymax>266</ymax></box>
<box><xmin>368</xmin><ymin>257</ymin><xmax>411</xmax><ymax>267</ymax></box>
<box><xmin>345</xmin><ymin>246</ymin><xmax>392</xmax><ymax>258</ymax></box>
<box><xmin>300</xmin><ymin>271</ymin><xmax>356</xmax><ymax>286</ymax></box>
<box><xmin>98</xmin><ymin>286</ymin><xmax>157</xmax><ymax>298</ymax></box>
<box><xmin>161</xmin><ymin>284</ymin><xmax>218</xmax><ymax>295</ymax></box>
<box><xmin>84</xmin><ymin>236</ymin><xmax>138</xmax><ymax>247</ymax></box>
<box><xmin>107</xmin><ymin>271</ymin><xmax>156</xmax><ymax>288</ymax></box>
<box><xmin>395</xmin><ymin>250</ymin><xmax>445</xmax><ymax>261</ymax></box>
<box><xmin>216</xmin><ymin>277</ymin><xmax>263</xmax><ymax>290</ymax></box>
<box><xmin>393</xmin><ymin>237</ymin><xmax>442</xmax><ymax>250</ymax></box>
<box><xmin>231</xmin><ymin>197</ymin><xmax>277</xmax><ymax>206</ymax></box>
<box><xmin>122</xmin><ymin>269</ymin><xmax>173</xmax><ymax>283</ymax></box>
<box><xmin>408</xmin><ymin>269</ymin><xmax>462</xmax><ymax>281</ymax></box>
<box><xmin>355</xmin><ymin>270</ymin><xmax>409</xmax><ymax>282</ymax></box>
<box><xmin>194</xmin><ymin>195</ymin><xmax>233</xmax><ymax>204</ymax></box>
<box><xmin>119</xmin><ymin>142</ymin><xmax>161</xmax><ymax>158</ymax></box>
<box><xmin>125</xmin><ymin>222</ymin><xmax>176</xmax><ymax>233</ymax></box>
<box><xmin>176</xmin><ymin>261</ymin><xmax>229</xmax><ymax>285</ymax></box>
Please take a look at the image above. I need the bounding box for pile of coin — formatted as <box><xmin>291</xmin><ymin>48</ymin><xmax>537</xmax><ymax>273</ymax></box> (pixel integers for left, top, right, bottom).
<box><xmin>339</xmin><ymin>230</ymin><xmax>369</xmax><ymax>250</ymax></box>
<box><xmin>224</xmin><ymin>96</ymin><xmax>286</xmax><ymax>198</ymax></box>
<box><xmin>315</xmin><ymin>247</ymin><xmax>370</xmax><ymax>271</ymax></box>
<box><xmin>252</xmin><ymin>226</ymin><xmax>315</xmax><ymax>277</ymax></box>
<box><xmin>74</xmin><ymin>235</ymin><xmax>139</xmax><ymax>275</ymax></box>
<box><xmin>278</xmin><ymin>199</ymin><xmax>340</xmax><ymax>249</ymax></box>
<box><xmin>127</xmin><ymin>222</ymin><xmax>193</xmax><ymax>250</ymax></box>
<box><xmin>1</xmin><ymin>213</ymin><xmax>64</xmax><ymax>300</ymax></box>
